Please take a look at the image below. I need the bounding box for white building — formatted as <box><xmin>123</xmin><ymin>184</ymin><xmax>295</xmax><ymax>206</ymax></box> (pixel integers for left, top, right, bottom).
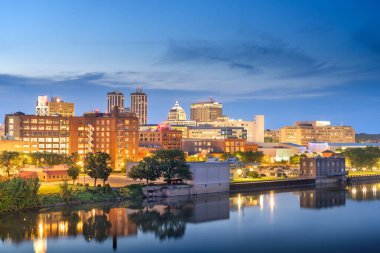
<box><xmin>197</xmin><ymin>115</ymin><xmax>265</xmax><ymax>142</ymax></box>
<box><xmin>36</xmin><ymin>96</ymin><xmax>49</xmax><ymax>116</ymax></box>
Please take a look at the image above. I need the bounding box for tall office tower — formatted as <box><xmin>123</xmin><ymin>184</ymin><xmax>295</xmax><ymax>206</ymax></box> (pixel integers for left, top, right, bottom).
<box><xmin>190</xmin><ymin>97</ymin><xmax>222</xmax><ymax>122</ymax></box>
<box><xmin>130</xmin><ymin>88</ymin><xmax>147</xmax><ymax>125</ymax></box>
<box><xmin>36</xmin><ymin>96</ymin><xmax>49</xmax><ymax>116</ymax></box>
<box><xmin>107</xmin><ymin>91</ymin><xmax>125</xmax><ymax>113</ymax></box>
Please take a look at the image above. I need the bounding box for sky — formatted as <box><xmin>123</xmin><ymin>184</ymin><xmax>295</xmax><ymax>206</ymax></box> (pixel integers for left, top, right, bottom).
<box><xmin>0</xmin><ymin>0</ymin><xmax>380</xmax><ymax>133</ymax></box>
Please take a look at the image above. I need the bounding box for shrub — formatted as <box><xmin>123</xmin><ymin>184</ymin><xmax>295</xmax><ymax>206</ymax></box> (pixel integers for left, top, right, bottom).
<box><xmin>118</xmin><ymin>184</ymin><xmax>143</xmax><ymax>199</ymax></box>
<box><xmin>0</xmin><ymin>177</ymin><xmax>40</xmax><ymax>213</ymax></box>
<box><xmin>60</xmin><ymin>180</ymin><xmax>73</xmax><ymax>204</ymax></box>
<box><xmin>247</xmin><ymin>171</ymin><xmax>260</xmax><ymax>178</ymax></box>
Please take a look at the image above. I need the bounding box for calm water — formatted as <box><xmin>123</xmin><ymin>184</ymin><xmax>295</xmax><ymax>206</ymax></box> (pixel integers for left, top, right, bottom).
<box><xmin>1</xmin><ymin>182</ymin><xmax>380</xmax><ymax>253</ymax></box>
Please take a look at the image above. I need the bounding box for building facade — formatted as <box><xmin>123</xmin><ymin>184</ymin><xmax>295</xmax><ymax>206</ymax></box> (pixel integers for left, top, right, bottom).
<box><xmin>182</xmin><ymin>138</ymin><xmax>254</xmax><ymax>155</ymax></box>
<box><xmin>190</xmin><ymin>98</ymin><xmax>222</xmax><ymax>122</ymax></box>
<box><xmin>36</xmin><ymin>96</ymin><xmax>75</xmax><ymax>117</ymax></box>
<box><xmin>300</xmin><ymin>156</ymin><xmax>347</xmax><ymax>184</ymax></box>
<box><xmin>197</xmin><ymin>115</ymin><xmax>264</xmax><ymax>142</ymax></box>
<box><xmin>187</xmin><ymin>126</ymin><xmax>247</xmax><ymax>140</ymax></box>
<box><xmin>107</xmin><ymin>91</ymin><xmax>125</xmax><ymax>113</ymax></box>
<box><xmin>130</xmin><ymin>88</ymin><xmax>147</xmax><ymax>125</ymax></box>
<box><xmin>4</xmin><ymin>110</ymin><xmax>139</xmax><ymax>170</ymax></box>
<box><xmin>280</xmin><ymin>121</ymin><xmax>355</xmax><ymax>146</ymax></box>
<box><xmin>139</xmin><ymin>126</ymin><xmax>182</xmax><ymax>150</ymax></box>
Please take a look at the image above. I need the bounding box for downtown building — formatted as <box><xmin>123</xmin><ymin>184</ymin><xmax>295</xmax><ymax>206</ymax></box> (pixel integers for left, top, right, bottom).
<box><xmin>36</xmin><ymin>96</ymin><xmax>75</xmax><ymax>117</ymax></box>
<box><xmin>190</xmin><ymin>97</ymin><xmax>223</xmax><ymax>122</ymax></box>
<box><xmin>4</xmin><ymin>109</ymin><xmax>139</xmax><ymax>171</ymax></box>
<box><xmin>107</xmin><ymin>91</ymin><xmax>125</xmax><ymax>113</ymax></box>
<box><xmin>130</xmin><ymin>88</ymin><xmax>148</xmax><ymax>125</ymax></box>
<box><xmin>139</xmin><ymin>125</ymin><xmax>182</xmax><ymax>150</ymax></box>
<box><xmin>279</xmin><ymin>121</ymin><xmax>355</xmax><ymax>146</ymax></box>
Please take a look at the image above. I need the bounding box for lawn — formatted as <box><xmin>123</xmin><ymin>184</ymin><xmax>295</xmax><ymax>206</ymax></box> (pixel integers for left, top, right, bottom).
<box><xmin>231</xmin><ymin>177</ymin><xmax>288</xmax><ymax>183</ymax></box>
<box><xmin>38</xmin><ymin>183</ymin><xmax>87</xmax><ymax>195</ymax></box>
<box><xmin>348</xmin><ymin>171</ymin><xmax>380</xmax><ymax>177</ymax></box>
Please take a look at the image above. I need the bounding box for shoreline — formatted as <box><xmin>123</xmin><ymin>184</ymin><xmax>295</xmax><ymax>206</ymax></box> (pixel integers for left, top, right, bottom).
<box><xmin>3</xmin><ymin>175</ymin><xmax>380</xmax><ymax>215</ymax></box>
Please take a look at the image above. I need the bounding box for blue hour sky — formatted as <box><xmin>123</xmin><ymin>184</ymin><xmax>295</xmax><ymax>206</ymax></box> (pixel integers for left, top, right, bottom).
<box><xmin>1</xmin><ymin>0</ymin><xmax>380</xmax><ymax>132</ymax></box>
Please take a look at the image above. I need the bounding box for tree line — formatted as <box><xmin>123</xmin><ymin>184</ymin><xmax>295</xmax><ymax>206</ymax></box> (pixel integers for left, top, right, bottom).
<box><xmin>0</xmin><ymin>151</ymin><xmax>112</xmax><ymax>187</ymax></box>
<box><xmin>128</xmin><ymin>149</ymin><xmax>192</xmax><ymax>184</ymax></box>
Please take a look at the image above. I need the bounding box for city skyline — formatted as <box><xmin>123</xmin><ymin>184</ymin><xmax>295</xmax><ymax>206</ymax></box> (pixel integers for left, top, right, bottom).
<box><xmin>1</xmin><ymin>0</ymin><xmax>380</xmax><ymax>132</ymax></box>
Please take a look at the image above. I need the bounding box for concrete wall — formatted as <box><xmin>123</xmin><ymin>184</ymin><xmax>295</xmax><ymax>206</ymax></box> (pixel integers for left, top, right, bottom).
<box><xmin>188</xmin><ymin>162</ymin><xmax>230</xmax><ymax>194</ymax></box>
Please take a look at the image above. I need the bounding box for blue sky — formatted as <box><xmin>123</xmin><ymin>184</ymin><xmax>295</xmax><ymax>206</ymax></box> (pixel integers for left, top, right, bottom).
<box><xmin>1</xmin><ymin>0</ymin><xmax>380</xmax><ymax>132</ymax></box>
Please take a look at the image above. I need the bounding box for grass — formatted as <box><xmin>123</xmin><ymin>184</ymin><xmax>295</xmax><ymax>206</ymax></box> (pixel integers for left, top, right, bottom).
<box><xmin>38</xmin><ymin>183</ymin><xmax>87</xmax><ymax>195</ymax></box>
<box><xmin>348</xmin><ymin>171</ymin><xmax>380</xmax><ymax>177</ymax></box>
<box><xmin>231</xmin><ymin>177</ymin><xmax>288</xmax><ymax>183</ymax></box>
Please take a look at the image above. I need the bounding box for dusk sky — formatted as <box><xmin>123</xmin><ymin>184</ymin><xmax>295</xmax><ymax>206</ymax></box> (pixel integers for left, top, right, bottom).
<box><xmin>1</xmin><ymin>0</ymin><xmax>380</xmax><ymax>132</ymax></box>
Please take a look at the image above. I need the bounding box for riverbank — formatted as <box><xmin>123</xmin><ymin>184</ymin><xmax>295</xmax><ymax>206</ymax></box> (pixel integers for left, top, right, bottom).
<box><xmin>230</xmin><ymin>178</ymin><xmax>316</xmax><ymax>192</ymax></box>
<box><xmin>0</xmin><ymin>178</ymin><xmax>144</xmax><ymax>215</ymax></box>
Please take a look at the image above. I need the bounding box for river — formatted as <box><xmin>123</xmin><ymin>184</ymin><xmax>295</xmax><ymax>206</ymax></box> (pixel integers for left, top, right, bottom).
<box><xmin>1</xmin><ymin>182</ymin><xmax>379</xmax><ymax>253</ymax></box>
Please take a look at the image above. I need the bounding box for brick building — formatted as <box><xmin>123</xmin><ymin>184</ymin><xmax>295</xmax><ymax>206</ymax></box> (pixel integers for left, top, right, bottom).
<box><xmin>4</xmin><ymin>109</ymin><xmax>139</xmax><ymax>171</ymax></box>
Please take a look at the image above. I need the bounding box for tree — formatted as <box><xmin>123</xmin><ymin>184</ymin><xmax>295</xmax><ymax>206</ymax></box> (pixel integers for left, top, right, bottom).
<box><xmin>154</xmin><ymin>149</ymin><xmax>192</xmax><ymax>184</ymax></box>
<box><xmin>67</xmin><ymin>166</ymin><xmax>80</xmax><ymax>184</ymax></box>
<box><xmin>344</xmin><ymin>147</ymin><xmax>380</xmax><ymax>169</ymax></box>
<box><xmin>84</xmin><ymin>152</ymin><xmax>112</xmax><ymax>186</ymax></box>
<box><xmin>128</xmin><ymin>157</ymin><xmax>161</xmax><ymax>184</ymax></box>
<box><xmin>232</xmin><ymin>151</ymin><xmax>264</xmax><ymax>163</ymax></box>
<box><xmin>0</xmin><ymin>151</ymin><xmax>23</xmax><ymax>178</ymax></box>
<box><xmin>67</xmin><ymin>153</ymin><xmax>80</xmax><ymax>184</ymax></box>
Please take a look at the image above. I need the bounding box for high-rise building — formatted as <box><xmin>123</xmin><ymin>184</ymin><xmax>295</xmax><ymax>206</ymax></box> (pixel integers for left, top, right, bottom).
<box><xmin>36</xmin><ymin>96</ymin><xmax>74</xmax><ymax>117</ymax></box>
<box><xmin>280</xmin><ymin>121</ymin><xmax>355</xmax><ymax>146</ymax></box>
<box><xmin>107</xmin><ymin>91</ymin><xmax>124</xmax><ymax>113</ymax></box>
<box><xmin>190</xmin><ymin>97</ymin><xmax>222</xmax><ymax>122</ymax></box>
<box><xmin>130</xmin><ymin>88</ymin><xmax>147</xmax><ymax>125</ymax></box>
<box><xmin>4</xmin><ymin>110</ymin><xmax>139</xmax><ymax>170</ymax></box>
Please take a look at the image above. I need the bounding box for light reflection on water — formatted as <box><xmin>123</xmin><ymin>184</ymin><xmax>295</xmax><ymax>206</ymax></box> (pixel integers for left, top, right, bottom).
<box><xmin>1</xmin><ymin>182</ymin><xmax>380</xmax><ymax>253</ymax></box>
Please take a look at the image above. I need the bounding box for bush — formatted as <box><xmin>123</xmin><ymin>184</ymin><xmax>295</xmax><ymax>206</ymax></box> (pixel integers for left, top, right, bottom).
<box><xmin>60</xmin><ymin>181</ymin><xmax>73</xmax><ymax>204</ymax></box>
<box><xmin>0</xmin><ymin>177</ymin><xmax>40</xmax><ymax>213</ymax></box>
<box><xmin>103</xmin><ymin>184</ymin><xmax>111</xmax><ymax>194</ymax></box>
<box><xmin>247</xmin><ymin>171</ymin><xmax>260</xmax><ymax>178</ymax></box>
<box><xmin>97</xmin><ymin>184</ymin><xmax>102</xmax><ymax>188</ymax></box>
<box><xmin>118</xmin><ymin>184</ymin><xmax>143</xmax><ymax>199</ymax></box>
<box><xmin>77</xmin><ymin>183</ymin><xmax>83</xmax><ymax>186</ymax></box>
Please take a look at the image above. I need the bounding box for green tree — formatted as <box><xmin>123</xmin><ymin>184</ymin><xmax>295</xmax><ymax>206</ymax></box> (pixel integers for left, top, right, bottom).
<box><xmin>232</xmin><ymin>151</ymin><xmax>264</xmax><ymax>163</ymax></box>
<box><xmin>84</xmin><ymin>152</ymin><xmax>113</xmax><ymax>187</ymax></box>
<box><xmin>154</xmin><ymin>150</ymin><xmax>192</xmax><ymax>184</ymax></box>
<box><xmin>67</xmin><ymin>153</ymin><xmax>80</xmax><ymax>184</ymax></box>
<box><xmin>0</xmin><ymin>151</ymin><xmax>23</xmax><ymax>178</ymax></box>
<box><xmin>128</xmin><ymin>157</ymin><xmax>161</xmax><ymax>184</ymax></box>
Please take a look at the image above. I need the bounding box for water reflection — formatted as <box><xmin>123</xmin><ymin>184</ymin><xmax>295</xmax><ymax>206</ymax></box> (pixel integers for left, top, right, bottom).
<box><xmin>300</xmin><ymin>187</ymin><xmax>346</xmax><ymax>209</ymax></box>
<box><xmin>347</xmin><ymin>183</ymin><xmax>380</xmax><ymax>200</ymax></box>
<box><xmin>0</xmin><ymin>194</ymin><xmax>230</xmax><ymax>252</ymax></box>
<box><xmin>2</xmin><ymin>183</ymin><xmax>380</xmax><ymax>252</ymax></box>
